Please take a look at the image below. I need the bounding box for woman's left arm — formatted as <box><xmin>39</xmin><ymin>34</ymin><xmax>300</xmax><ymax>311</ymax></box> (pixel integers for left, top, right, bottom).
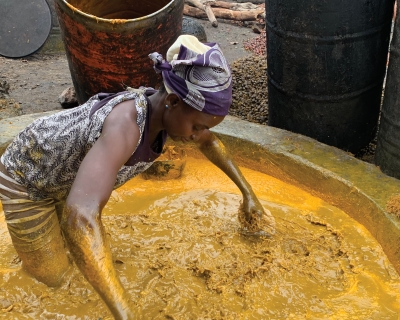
<box><xmin>195</xmin><ymin>130</ymin><xmax>275</xmax><ymax>231</ymax></box>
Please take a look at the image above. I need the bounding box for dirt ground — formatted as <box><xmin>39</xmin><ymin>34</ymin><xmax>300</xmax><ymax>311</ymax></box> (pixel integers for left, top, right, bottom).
<box><xmin>0</xmin><ymin>54</ymin><xmax>72</xmax><ymax>116</ymax></box>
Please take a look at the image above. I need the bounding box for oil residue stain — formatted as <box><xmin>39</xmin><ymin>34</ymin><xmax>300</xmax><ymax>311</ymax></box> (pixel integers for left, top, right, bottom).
<box><xmin>1</xmin><ymin>158</ymin><xmax>400</xmax><ymax>319</ymax></box>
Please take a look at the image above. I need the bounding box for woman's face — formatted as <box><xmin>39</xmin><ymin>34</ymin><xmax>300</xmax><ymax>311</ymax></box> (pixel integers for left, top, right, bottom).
<box><xmin>163</xmin><ymin>96</ymin><xmax>225</xmax><ymax>143</ymax></box>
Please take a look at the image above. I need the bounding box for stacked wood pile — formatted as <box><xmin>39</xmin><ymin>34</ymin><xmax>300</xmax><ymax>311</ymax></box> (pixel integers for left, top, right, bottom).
<box><xmin>184</xmin><ymin>0</ymin><xmax>265</xmax><ymax>27</ymax></box>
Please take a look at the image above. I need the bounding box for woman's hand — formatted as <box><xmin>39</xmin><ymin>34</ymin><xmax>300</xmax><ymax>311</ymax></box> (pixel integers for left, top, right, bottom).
<box><xmin>196</xmin><ymin>132</ymin><xmax>276</xmax><ymax>235</ymax></box>
<box><xmin>242</xmin><ymin>193</ymin><xmax>276</xmax><ymax>235</ymax></box>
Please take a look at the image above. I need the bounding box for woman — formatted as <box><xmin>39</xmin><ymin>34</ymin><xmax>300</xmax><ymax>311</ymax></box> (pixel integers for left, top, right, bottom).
<box><xmin>0</xmin><ymin>35</ymin><xmax>275</xmax><ymax>319</ymax></box>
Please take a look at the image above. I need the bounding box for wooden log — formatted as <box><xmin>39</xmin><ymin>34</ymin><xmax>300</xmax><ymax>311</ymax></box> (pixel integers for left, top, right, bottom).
<box><xmin>183</xmin><ymin>5</ymin><xmax>207</xmax><ymax>19</ymax></box>
<box><xmin>185</xmin><ymin>0</ymin><xmax>218</xmax><ymax>27</ymax></box>
<box><xmin>185</xmin><ymin>0</ymin><xmax>206</xmax><ymax>10</ymax></box>
<box><xmin>184</xmin><ymin>4</ymin><xmax>262</xmax><ymax>22</ymax></box>
<box><xmin>212</xmin><ymin>7</ymin><xmax>263</xmax><ymax>21</ymax></box>
<box><xmin>213</xmin><ymin>1</ymin><xmax>259</xmax><ymax>11</ymax></box>
<box><xmin>205</xmin><ymin>3</ymin><xmax>218</xmax><ymax>27</ymax></box>
<box><xmin>183</xmin><ymin>4</ymin><xmax>264</xmax><ymax>21</ymax></box>
<box><xmin>211</xmin><ymin>1</ymin><xmax>232</xmax><ymax>9</ymax></box>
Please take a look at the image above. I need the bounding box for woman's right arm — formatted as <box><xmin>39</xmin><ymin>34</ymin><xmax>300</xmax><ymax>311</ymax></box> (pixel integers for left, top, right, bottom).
<box><xmin>61</xmin><ymin>100</ymin><xmax>139</xmax><ymax>320</ymax></box>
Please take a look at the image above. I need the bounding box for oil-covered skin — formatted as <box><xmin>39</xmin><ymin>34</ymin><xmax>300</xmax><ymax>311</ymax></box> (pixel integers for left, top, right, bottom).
<box><xmin>195</xmin><ymin>131</ymin><xmax>276</xmax><ymax>233</ymax></box>
<box><xmin>61</xmin><ymin>205</ymin><xmax>135</xmax><ymax>320</ymax></box>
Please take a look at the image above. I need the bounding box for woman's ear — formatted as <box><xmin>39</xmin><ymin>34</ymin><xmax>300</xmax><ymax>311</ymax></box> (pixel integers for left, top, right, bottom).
<box><xmin>165</xmin><ymin>93</ymin><xmax>181</xmax><ymax>109</ymax></box>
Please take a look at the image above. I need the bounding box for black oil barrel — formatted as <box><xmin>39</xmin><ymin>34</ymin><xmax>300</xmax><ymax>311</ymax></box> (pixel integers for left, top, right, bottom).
<box><xmin>266</xmin><ymin>0</ymin><xmax>394</xmax><ymax>153</ymax></box>
<box><xmin>376</xmin><ymin>3</ymin><xmax>400</xmax><ymax>178</ymax></box>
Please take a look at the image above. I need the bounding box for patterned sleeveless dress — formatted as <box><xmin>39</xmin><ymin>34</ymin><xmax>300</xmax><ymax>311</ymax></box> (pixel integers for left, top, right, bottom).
<box><xmin>0</xmin><ymin>89</ymin><xmax>167</xmax><ymax>201</ymax></box>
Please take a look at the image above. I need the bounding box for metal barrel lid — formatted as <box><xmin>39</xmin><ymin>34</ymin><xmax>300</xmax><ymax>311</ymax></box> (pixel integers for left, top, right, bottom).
<box><xmin>0</xmin><ymin>0</ymin><xmax>52</xmax><ymax>58</ymax></box>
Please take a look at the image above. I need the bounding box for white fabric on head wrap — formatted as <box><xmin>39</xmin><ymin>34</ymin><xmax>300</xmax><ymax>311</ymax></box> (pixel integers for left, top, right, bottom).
<box><xmin>167</xmin><ymin>35</ymin><xmax>211</xmax><ymax>62</ymax></box>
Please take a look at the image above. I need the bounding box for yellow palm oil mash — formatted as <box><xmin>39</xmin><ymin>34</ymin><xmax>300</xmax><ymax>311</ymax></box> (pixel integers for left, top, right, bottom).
<box><xmin>1</xmin><ymin>158</ymin><xmax>400</xmax><ymax>319</ymax></box>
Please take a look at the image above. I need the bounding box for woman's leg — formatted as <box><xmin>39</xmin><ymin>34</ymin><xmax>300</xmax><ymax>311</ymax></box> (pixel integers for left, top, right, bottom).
<box><xmin>0</xmin><ymin>166</ymin><xmax>70</xmax><ymax>287</ymax></box>
<box><xmin>8</xmin><ymin>204</ymin><xmax>71</xmax><ymax>287</ymax></box>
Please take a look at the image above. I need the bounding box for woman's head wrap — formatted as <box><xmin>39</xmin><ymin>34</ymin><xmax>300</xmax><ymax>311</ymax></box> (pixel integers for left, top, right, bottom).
<box><xmin>149</xmin><ymin>35</ymin><xmax>232</xmax><ymax>116</ymax></box>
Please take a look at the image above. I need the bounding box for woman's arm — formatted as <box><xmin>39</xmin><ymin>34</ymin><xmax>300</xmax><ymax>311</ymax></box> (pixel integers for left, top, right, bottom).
<box><xmin>195</xmin><ymin>130</ymin><xmax>276</xmax><ymax>232</ymax></box>
<box><xmin>61</xmin><ymin>101</ymin><xmax>139</xmax><ymax>320</ymax></box>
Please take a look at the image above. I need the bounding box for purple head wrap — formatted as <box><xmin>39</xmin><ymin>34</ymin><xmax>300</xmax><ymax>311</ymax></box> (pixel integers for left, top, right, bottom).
<box><xmin>149</xmin><ymin>43</ymin><xmax>232</xmax><ymax>116</ymax></box>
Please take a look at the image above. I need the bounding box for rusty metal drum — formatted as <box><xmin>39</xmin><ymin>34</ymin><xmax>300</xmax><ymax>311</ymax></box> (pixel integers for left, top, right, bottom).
<box><xmin>54</xmin><ymin>0</ymin><xmax>184</xmax><ymax>104</ymax></box>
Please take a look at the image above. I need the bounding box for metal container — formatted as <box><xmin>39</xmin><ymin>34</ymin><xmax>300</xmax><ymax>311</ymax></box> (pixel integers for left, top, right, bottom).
<box><xmin>54</xmin><ymin>0</ymin><xmax>183</xmax><ymax>103</ymax></box>
<box><xmin>376</xmin><ymin>3</ymin><xmax>400</xmax><ymax>178</ymax></box>
<box><xmin>266</xmin><ymin>0</ymin><xmax>394</xmax><ymax>153</ymax></box>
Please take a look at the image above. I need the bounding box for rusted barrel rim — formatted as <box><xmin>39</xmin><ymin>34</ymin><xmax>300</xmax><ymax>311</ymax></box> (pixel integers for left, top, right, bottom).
<box><xmin>61</xmin><ymin>0</ymin><xmax>176</xmax><ymax>23</ymax></box>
